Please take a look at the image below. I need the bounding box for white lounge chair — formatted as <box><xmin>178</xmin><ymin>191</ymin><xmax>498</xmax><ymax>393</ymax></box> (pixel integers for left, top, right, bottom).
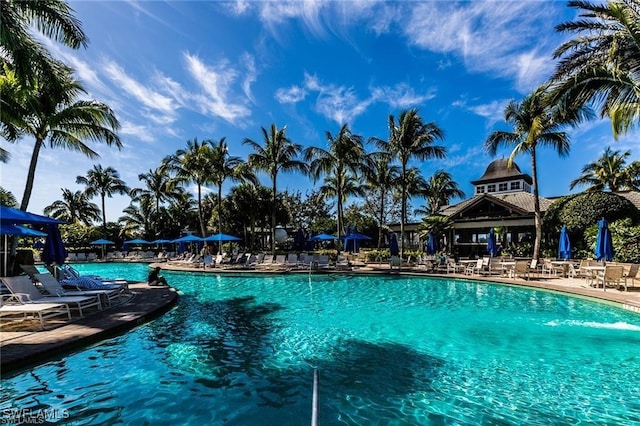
<box><xmin>0</xmin><ymin>295</ymin><xmax>71</xmax><ymax>330</ymax></box>
<box><xmin>1</xmin><ymin>276</ymin><xmax>102</xmax><ymax>317</ymax></box>
<box><xmin>35</xmin><ymin>273</ymin><xmax>124</xmax><ymax>307</ymax></box>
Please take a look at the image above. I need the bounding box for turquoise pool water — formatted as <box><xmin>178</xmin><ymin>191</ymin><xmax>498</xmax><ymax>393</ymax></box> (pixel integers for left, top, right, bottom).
<box><xmin>2</xmin><ymin>263</ymin><xmax>640</xmax><ymax>424</ymax></box>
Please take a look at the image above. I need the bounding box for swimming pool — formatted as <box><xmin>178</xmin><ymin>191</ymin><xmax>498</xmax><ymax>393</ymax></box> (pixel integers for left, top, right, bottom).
<box><xmin>2</xmin><ymin>263</ymin><xmax>640</xmax><ymax>424</ymax></box>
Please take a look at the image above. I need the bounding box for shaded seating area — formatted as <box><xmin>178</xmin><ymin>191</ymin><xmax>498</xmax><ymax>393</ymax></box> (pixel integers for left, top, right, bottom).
<box><xmin>0</xmin><ymin>295</ymin><xmax>71</xmax><ymax>330</ymax></box>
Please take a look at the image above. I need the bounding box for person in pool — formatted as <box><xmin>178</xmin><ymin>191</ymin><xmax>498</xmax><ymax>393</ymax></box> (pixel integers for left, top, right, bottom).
<box><xmin>148</xmin><ymin>266</ymin><xmax>169</xmax><ymax>286</ymax></box>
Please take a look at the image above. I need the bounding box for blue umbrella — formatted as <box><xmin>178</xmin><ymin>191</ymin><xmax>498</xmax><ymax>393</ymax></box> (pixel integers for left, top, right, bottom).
<box><xmin>90</xmin><ymin>238</ymin><xmax>115</xmax><ymax>245</ymax></box>
<box><xmin>171</xmin><ymin>235</ymin><xmax>204</xmax><ymax>243</ymax></box>
<box><xmin>389</xmin><ymin>232</ymin><xmax>399</xmax><ymax>257</ymax></box>
<box><xmin>0</xmin><ymin>224</ymin><xmax>47</xmax><ymax>237</ymax></box>
<box><xmin>487</xmin><ymin>228</ymin><xmax>498</xmax><ymax>257</ymax></box>
<box><xmin>150</xmin><ymin>239</ymin><xmax>172</xmax><ymax>244</ymax></box>
<box><xmin>0</xmin><ymin>205</ymin><xmax>64</xmax><ymax>225</ymax></box>
<box><xmin>595</xmin><ymin>218</ymin><xmax>614</xmax><ymax>262</ymax></box>
<box><xmin>204</xmin><ymin>233</ymin><xmax>241</xmax><ymax>242</ymax></box>
<box><xmin>426</xmin><ymin>232</ymin><xmax>438</xmax><ymax>255</ymax></box>
<box><xmin>309</xmin><ymin>233</ymin><xmax>338</xmax><ymax>241</ymax></box>
<box><xmin>124</xmin><ymin>238</ymin><xmax>151</xmax><ymax>245</ymax></box>
<box><xmin>558</xmin><ymin>226</ymin><xmax>572</xmax><ymax>260</ymax></box>
<box><xmin>42</xmin><ymin>223</ymin><xmax>66</xmax><ymax>265</ymax></box>
<box><xmin>341</xmin><ymin>232</ymin><xmax>371</xmax><ymax>253</ymax></box>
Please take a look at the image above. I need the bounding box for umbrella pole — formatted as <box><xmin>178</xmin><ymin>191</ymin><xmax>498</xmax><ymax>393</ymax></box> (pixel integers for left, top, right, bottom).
<box><xmin>3</xmin><ymin>235</ymin><xmax>7</xmax><ymax>276</ymax></box>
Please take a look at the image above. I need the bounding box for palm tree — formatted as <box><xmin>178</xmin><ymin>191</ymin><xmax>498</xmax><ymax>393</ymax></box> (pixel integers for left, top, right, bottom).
<box><xmin>374</xmin><ymin>108</ymin><xmax>446</xmax><ymax>258</ymax></box>
<box><xmin>0</xmin><ymin>186</ymin><xmax>17</xmax><ymax>207</ymax></box>
<box><xmin>570</xmin><ymin>146</ymin><xmax>640</xmax><ymax>191</ymax></box>
<box><xmin>43</xmin><ymin>188</ymin><xmax>100</xmax><ymax>225</ymax></box>
<box><xmin>209</xmin><ymin>137</ymin><xmax>257</xmax><ymax>233</ymax></box>
<box><xmin>132</xmin><ymin>167</ymin><xmax>182</xmax><ymax>215</ymax></box>
<box><xmin>305</xmin><ymin>124</ymin><xmax>370</xmax><ymax>240</ymax></box>
<box><xmin>364</xmin><ymin>152</ymin><xmax>401</xmax><ymax>248</ymax></box>
<box><xmin>8</xmin><ymin>65</ymin><xmax>121</xmax><ymax>211</ymax></box>
<box><xmin>119</xmin><ymin>197</ymin><xmax>154</xmax><ymax>240</ymax></box>
<box><xmin>485</xmin><ymin>84</ymin><xmax>592</xmax><ymax>261</ymax></box>
<box><xmin>76</xmin><ymin>164</ymin><xmax>130</xmax><ymax>232</ymax></box>
<box><xmin>416</xmin><ymin>170</ymin><xmax>465</xmax><ymax>215</ymax></box>
<box><xmin>318</xmin><ymin>170</ymin><xmax>366</xmax><ymax>244</ymax></box>
<box><xmin>162</xmin><ymin>138</ymin><xmax>216</xmax><ymax>237</ymax></box>
<box><xmin>244</xmin><ymin>124</ymin><xmax>307</xmax><ymax>253</ymax></box>
<box><xmin>551</xmin><ymin>0</ymin><xmax>640</xmax><ymax>138</ymax></box>
<box><xmin>1</xmin><ymin>0</ymin><xmax>87</xmax><ymax>87</ymax></box>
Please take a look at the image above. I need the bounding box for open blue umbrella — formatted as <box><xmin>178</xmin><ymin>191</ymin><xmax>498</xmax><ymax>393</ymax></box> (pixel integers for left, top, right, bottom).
<box><xmin>0</xmin><ymin>205</ymin><xmax>64</xmax><ymax>225</ymax></box>
<box><xmin>42</xmin><ymin>223</ymin><xmax>66</xmax><ymax>266</ymax></box>
<box><xmin>389</xmin><ymin>232</ymin><xmax>399</xmax><ymax>257</ymax></box>
<box><xmin>150</xmin><ymin>239</ymin><xmax>172</xmax><ymax>244</ymax></box>
<box><xmin>558</xmin><ymin>226</ymin><xmax>572</xmax><ymax>260</ymax></box>
<box><xmin>171</xmin><ymin>235</ymin><xmax>204</xmax><ymax>243</ymax></box>
<box><xmin>487</xmin><ymin>228</ymin><xmax>498</xmax><ymax>257</ymax></box>
<box><xmin>90</xmin><ymin>238</ymin><xmax>115</xmax><ymax>245</ymax></box>
<box><xmin>341</xmin><ymin>231</ymin><xmax>371</xmax><ymax>253</ymax></box>
<box><xmin>0</xmin><ymin>224</ymin><xmax>47</xmax><ymax>237</ymax></box>
<box><xmin>204</xmin><ymin>233</ymin><xmax>241</xmax><ymax>242</ymax></box>
<box><xmin>595</xmin><ymin>218</ymin><xmax>614</xmax><ymax>262</ymax></box>
<box><xmin>309</xmin><ymin>233</ymin><xmax>338</xmax><ymax>241</ymax></box>
<box><xmin>124</xmin><ymin>238</ymin><xmax>151</xmax><ymax>245</ymax></box>
<box><xmin>426</xmin><ymin>232</ymin><xmax>438</xmax><ymax>255</ymax></box>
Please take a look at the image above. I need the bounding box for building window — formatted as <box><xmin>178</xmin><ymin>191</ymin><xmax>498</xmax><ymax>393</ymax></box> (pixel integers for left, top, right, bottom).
<box><xmin>476</xmin><ymin>186</ymin><xmax>485</xmax><ymax>194</ymax></box>
<box><xmin>487</xmin><ymin>184</ymin><xmax>496</xmax><ymax>193</ymax></box>
<box><xmin>498</xmin><ymin>183</ymin><xmax>508</xmax><ymax>191</ymax></box>
<box><xmin>510</xmin><ymin>181</ymin><xmax>520</xmax><ymax>190</ymax></box>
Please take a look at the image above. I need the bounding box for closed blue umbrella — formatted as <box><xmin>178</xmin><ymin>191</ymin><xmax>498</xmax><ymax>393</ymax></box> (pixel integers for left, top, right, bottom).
<box><xmin>487</xmin><ymin>228</ymin><xmax>498</xmax><ymax>257</ymax></box>
<box><xmin>42</xmin><ymin>223</ymin><xmax>66</xmax><ymax>266</ymax></box>
<box><xmin>426</xmin><ymin>232</ymin><xmax>438</xmax><ymax>255</ymax></box>
<box><xmin>558</xmin><ymin>226</ymin><xmax>572</xmax><ymax>260</ymax></box>
<box><xmin>389</xmin><ymin>232</ymin><xmax>399</xmax><ymax>257</ymax></box>
<box><xmin>595</xmin><ymin>219</ymin><xmax>614</xmax><ymax>262</ymax></box>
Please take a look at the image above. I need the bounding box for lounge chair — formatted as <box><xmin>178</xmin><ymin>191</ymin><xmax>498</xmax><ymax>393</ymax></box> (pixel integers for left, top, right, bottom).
<box><xmin>34</xmin><ymin>273</ymin><xmax>124</xmax><ymax>307</ymax></box>
<box><xmin>595</xmin><ymin>265</ymin><xmax>625</xmax><ymax>291</ymax></box>
<box><xmin>623</xmin><ymin>264</ymin><xmax>639</xmax><ymax>291</ymax></box>
<box><xmin>284</xmin><ymin>253</ymin><xmax>298</xmax><ymax>267</ymax></box>
<box><xmin>336</xmin><ymin>255</ymin><xmax>351</xmax><ymax>271</ymax></box>
<box><xmin>317</xmin><ymin>255</ymin><xmax>331</xmax><ymax>269</ymax></box>
<box><xmin>1</xmin><ymin>276</ymin><xmax>102</xmax><ymax>317</ymax></box>
<box><xmin>389</xmin><ymin>256</ymin><xmax>402</xmax><ymax>270</ymax></box>
<box><xmin>256</xmin><ymin>254</ymin><xmax>274</xmax><ymax>269</ymax></box>
<box><xmin>0</xmin><ymin>295</ymin><xmax>71</xmax><ymax>330</ymax></box>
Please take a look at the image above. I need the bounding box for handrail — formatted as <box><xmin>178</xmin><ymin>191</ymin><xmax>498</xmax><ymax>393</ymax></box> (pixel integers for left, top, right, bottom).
<box><xmin>311</xmin><ymin>369</ymin><xmax>319</xmax><ymax>426</ymax></box>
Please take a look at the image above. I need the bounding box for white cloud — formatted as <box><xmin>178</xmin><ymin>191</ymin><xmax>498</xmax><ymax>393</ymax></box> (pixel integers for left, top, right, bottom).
<box><xmin>119</xmin><ymin>120</ymin><xmax>155</xmax><ymax>143</ymax></box>
<box><xmin>371</xmin><ymin>83</ymin><xmax>436</xmax><ymax>109</ymax></box>
<box><xmin>275</xmin><ymin>86</ymin><xmax>308</xmax><ymax>103</ymax></box>
<box><xmin>241</xmin><ymin>53</ymin><xmax>258</xmax><ymax>103</ymax></box>
<box><xmin>183</xmin><ymin>53</ymin><xmax>252</xmax><ymax>124</ymax></box>
<box><xmin>403</xmin><ymin>2</ymin><xmax>561</xmax><ymax>93</ymax></box>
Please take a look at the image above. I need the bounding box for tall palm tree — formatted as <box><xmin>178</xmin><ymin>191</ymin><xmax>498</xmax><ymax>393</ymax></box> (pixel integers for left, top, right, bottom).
<box><xmin>305</xmin><ymin>124</ymin><xmax>370</xmax><ymax>239</ymax></box>
<box><xmin>485</xmin><ymin>84</ymin><xmax>592</xmax><ymax>261</ymax></box>
<box><xmin>76</xmin><ymin>164</ymin><xmax>130</xmax><ymax>232</ymax></box>
<box><xmin>570</xmin><ymin>146</ymin><xmax>640</xmax><ymax>191</ymax></box>
<box><xmin>1</xmin><ymin>0</ymin><xmax>87</xmax><ymax>87</ymax></box>
<box><xmin>162</xmin><ymin>138</ymin><xmax>216</xmax><ymax>237</ymax></box>
<box><xmin>244</xmin><ymin>124</ymin><xmax>307</xmax><ymax>253</ymax></box>
<box><xmin>43</xmin><ymin>188</ymin><xmax>100</xmax><ymax>225</ymax></box>
<box><xmin>364</xmin><ymin>152</ymin><xmax>401</xmax><ymax>248</ymax></box>
<box><xmin>119</xmin><ymin>197</ymin><xmax>154</xmax><ymax>240</ymax></box>
<box><xmin>8</xmin><ymin>65</ymin><xmax>121</xmax><ymax>211</ymax></box>
<box><xmin>416</xmin><ymin>170</ymin><xmax>465</xmax><ymax>216</ymax></box>
<box><xmin>375</xmin><ymin>108</ymin><xmax>446</xmax><ymax>258</ymax></box>
<box><xmin>132</xmin><ymin>167</ymin><xmax>182</xmax><ymax>215</ymax></box>
<box><xmin>318</xmin><ymin>170</ymin><xmax>366</xmax><ymax>243</ymax></box>
<box><xmin>551</xmin><ymin>0</ymin><xmax>640</xmax><ymax>138</ymax></box>
<box><xmin>209</xmin><ymin>137</ymin><xmax>257</xmax><ymax>233</ymax></box>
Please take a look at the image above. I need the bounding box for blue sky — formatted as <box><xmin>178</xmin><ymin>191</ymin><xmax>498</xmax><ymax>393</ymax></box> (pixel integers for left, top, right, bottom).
<box><xmin>2</xmin><ymin>0</ymin><xmax>639</xmax><ymax>222</ymax></box>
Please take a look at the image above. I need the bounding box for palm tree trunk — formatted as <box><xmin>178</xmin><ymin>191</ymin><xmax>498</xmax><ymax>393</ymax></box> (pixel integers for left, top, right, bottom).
<box><xmin>531</xmin><ymin>149</ymin><xmax>542</xmax><ymax>261</ymax></box>
<box><xmin>218</xmin><ymin>183</ymin><xmax>223</xmax><ymax>233</ymax></box>
<box><xmin>20</xmin><ymin>138</ymin><xmax>44</xmax><ymax>211</ymax></box>
<box><xmin>271</xmin><ymin>175</ymin><xmax>277</xmax><ymax>254</ymax></box>
<box><xmin>400</xmin><ymin>163</ymin><xmax>407</xmax><ymax>259</ymax></box>
<box><xmin>101</xmin><ymin>194</ymin><xmax>107</xmax><ymax>233</ymax></box>
<box><xmin>197</xmin><ymin>184</ymin><xmax>206</xmax><ymax>237</ymax></box>
<box><xmin>378</xmin><ymin>189</ymin><xmax>385</xmax><ymax>249</ymax></box>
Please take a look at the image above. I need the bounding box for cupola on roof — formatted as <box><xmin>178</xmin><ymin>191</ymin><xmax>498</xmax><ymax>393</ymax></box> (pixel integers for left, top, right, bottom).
<box><xmin>471</xmin><ymin>158</ymin><xmax>533</xmax><ymax>185</ymax></box>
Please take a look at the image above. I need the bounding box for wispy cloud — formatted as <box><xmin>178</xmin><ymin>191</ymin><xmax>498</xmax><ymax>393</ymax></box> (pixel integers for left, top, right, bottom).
<box><xmin>402</xmin><ymin>2</ymin><xmax>561</xmax><ymax>93</ymax></box>
<box><xmin>453</xmin><ymin>97</ymin><xmax>509</xmax><ymax>128</ymax></box>
<box><xmin>183</xmin><ymin>53</ymin><xmax>252</xmax><ymax>124</ymax></box>
<box><xmin>275</xmin><ymin>86</ymin><xmax>308</xmax><ymax>103</ymax></box>
<box><xmin>371</xmin><ymin>83</ymin><xmax>436</xmax><ymax>109</ymax></box>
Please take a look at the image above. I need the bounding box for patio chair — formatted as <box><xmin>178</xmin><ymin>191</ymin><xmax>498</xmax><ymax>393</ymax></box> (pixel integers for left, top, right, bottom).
<box><xmin>256</xmin><ymin>254</ymin><xmax>274</xmax><ymax>269</ymax></box>
<box><xmin>595</xmin><ymin>265</ymin><xmax>625</xmax><ymax>291</ymax></box>
<box><xmin>510</xmin><ymin>260</ymin><xmax>532</xmax><ymax>280</ymax></box>
<box><xmin>0</xmin><ymin>294</ymin><xmax>71</xmax><ymax>330</ymax></box>
<box><xmin>389</xmin><ymin>256</ymin><xmax>402</xmax><ymax>270</ymax></box>
<box><xmin>336</xmin><ymin>255</ymin><xmax>351</xmax><ymax>271</ymax></box>
<box><xmin>465</xmin><ymin>259</ymin><xmax>483</xmax><ymax>276</ymax></box>
<box><xmin>34</xmin><ymin>273</ymin><xmax>124</xmax><ymax>307</ymax></box>
<box><xmin>623</xmin><ymin>264</ymin><xmax>639</xmax><ymax>291</ymax></box>
<box><xmin>284</xmin><ymin>253</ymin><xmax>299</xmax><ymax>267</ymax></box>
<box><xmin>1</xmin><ymin>275</ymin><xmax>102</xmax><ymax>317</ymax></box>
<box><xmin>316</xmin><ymin>255</ymin><xmax>331</xmax><ymax>269</ymax></box>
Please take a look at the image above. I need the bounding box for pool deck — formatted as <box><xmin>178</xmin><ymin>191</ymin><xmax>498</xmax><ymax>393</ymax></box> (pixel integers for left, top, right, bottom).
<box><xmin>2</xmin><ymin>263</ymin><xmax>639</xmax><ymax>375</ymax></box>
<box><xmin>0</xmin><ymin>283</ymin><xmax>178</xmax><ymax>375</ymax></box>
